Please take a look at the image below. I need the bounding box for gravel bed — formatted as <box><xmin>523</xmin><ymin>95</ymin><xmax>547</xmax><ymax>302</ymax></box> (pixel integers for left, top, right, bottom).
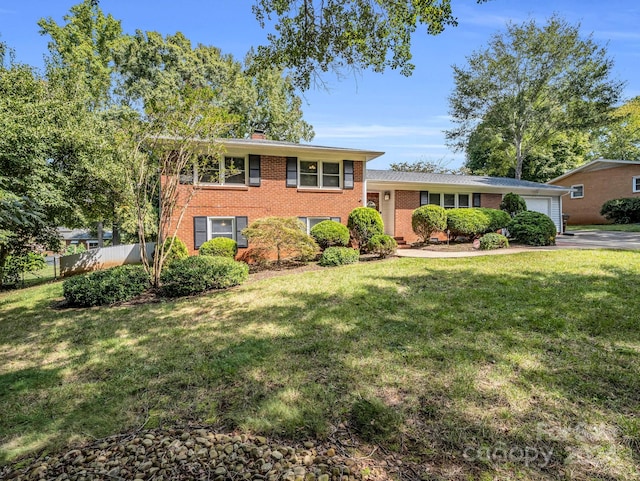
<box><xmin>1</xmin><ymin>428</ymin><xmax>387</xmax><ymax>481</ymax></box>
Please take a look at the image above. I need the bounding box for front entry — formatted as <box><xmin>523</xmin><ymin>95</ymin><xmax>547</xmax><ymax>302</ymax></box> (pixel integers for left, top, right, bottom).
<box><xmin>367</xmin><ymin>192</ymin><xmax>380</xmax><ymax>212</ymax></box>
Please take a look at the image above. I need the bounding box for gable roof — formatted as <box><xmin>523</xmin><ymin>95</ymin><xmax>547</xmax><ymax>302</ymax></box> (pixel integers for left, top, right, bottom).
<box><xmin>548</xmin><ymin>159</ymin><xmax>640</xmax><ymax>184</ymax></box>
<box><xmin>367</xmin><ymin>170</ymin><xmax>570</xmax><ymax>193</ymax></box>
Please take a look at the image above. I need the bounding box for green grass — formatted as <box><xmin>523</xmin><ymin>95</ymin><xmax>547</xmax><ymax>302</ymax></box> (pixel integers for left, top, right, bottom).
<box><xmin>1</xmin><ymin>251</ymin><xmax>640</xmax><ymax>480</ymax></box>
<box><xmin>567</xmin><ymin>223</ymin><xmax>640</xmax><ymax>232</ymax></box>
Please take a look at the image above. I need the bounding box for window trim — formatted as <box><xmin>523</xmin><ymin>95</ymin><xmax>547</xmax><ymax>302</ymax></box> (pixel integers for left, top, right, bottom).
<box><xmin>196</xmin><ymin>155</ymin><xmax>248</xmax><ymax>186</ymax></box>
<box><xmin>633</xmin><ymin>176</ymin><xmax>640</xmax><ymax>193</ymax></box>
<box><xmin>298</xmin><ymin>159</ymin><xmax>342</xmax><ymax>189</ymax></box>
<box><xmin>570</xmin><ymin>184</ymin><xmax>584</xmax><ymax>199</ymax></box>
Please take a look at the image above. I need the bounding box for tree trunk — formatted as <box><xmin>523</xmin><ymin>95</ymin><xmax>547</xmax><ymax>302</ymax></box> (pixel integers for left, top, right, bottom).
<box><xmin>514</xmin><ymin>136</ymin><xmax>524</xmax><ymax>180</ymax></box>
<box><xmin>97</xmin><ymin>221</ymin><xmax>104</xmax><ymax>247</ymax></box>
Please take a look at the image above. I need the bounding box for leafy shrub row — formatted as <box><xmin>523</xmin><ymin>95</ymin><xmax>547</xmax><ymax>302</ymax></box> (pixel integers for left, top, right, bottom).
<box><xmin>319</xmin><ymin>247</ymin><xmax>360</xmax><ymax>267</ymax></box>
<box><xmin>199</xmin><ymin>237</ymin><xmax>238</xmax><ymax>258</ymax></box>
<box><xmin>479</xmin><ymin>233</ymin><xmax>509</xmax><ymax>250</ymax></box>
<box><xmin>63</xmin><ymin>265</ymin><xmax>149</xmax><ymax>306</ymax></box>
<box><xmin>310</xmin><ymin>220</ymin><xmax>350</xmax><ymax>249</ymax></box>
<box><xmin>412</xmin><ymin>206</ymin><xmax>511</xmax><ymax>240</ymax></box>
<box><xmin>508</xmin><ymin>211</ymin><xmax>557</xmax><ymax>246</ymax></box>
<box><xmin>600</xmin><ymin>197</ymin><xmax>640</xmax><ymax>224</ymax></box>
<box><xmin>412</xmin><ymin>205</ymin><xmax>447</xmax><ymax>242</ymax></box>
<box><xmin>160</xmin><ymin>255</ymin><xmax>248</xmax><ymax>297</ymax></box>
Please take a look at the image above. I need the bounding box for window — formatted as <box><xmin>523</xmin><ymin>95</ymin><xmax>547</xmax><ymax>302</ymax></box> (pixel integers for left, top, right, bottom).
<box><xmin>299</xmin><ymin>160</ymin><xmax>341</xmax><ymax>188</ymax></box>
<box><xmin>428</xmin><ymin>193</ymin><xmax>472</xmax><ymax>208</ymax></box>
<box><xmin>197</xmin><ymin>156</ymin><xmax>246</xmax><ymax>185</ymax></box>
<box><xmin>429</xmin><ymin>193</ymin><xmax>441</xmax><ymax>205</ymax></box>
<box><xmin>194</xmin><ymin>216</ymin><xmax>248</xmax><ymax>249</ymax></box>
<box><xmin>87</xmin><ymin>241</ymin><xmax>99</xmax><ymax>250</ymax></box>
<box><xmin>443</xmin><ymin>194</ymin><xmax>456</xmax><ymax>209</ymax></box>
<box><xmin>459</xmin><ymin>194</ymin><xmax>470</xmax><ymax>208</ymax></box>
<box><xmin>634</xmin><ymin>176</ymin><xmax>640</xmax><ymax>193</ymax></box>
<box><xmin>299</xmin><ymin>216</ymin><xmax>340</xmax><ymax>234</ymax></box>
<box><xmin>209</xmin><ymin>217</ymin><xmax>235</xmax><ymax>239</ymax></box>
<box><xmin>571</xmin><ymin>184</ymin><xmax>584</xmax><ymax>199</ymax></box>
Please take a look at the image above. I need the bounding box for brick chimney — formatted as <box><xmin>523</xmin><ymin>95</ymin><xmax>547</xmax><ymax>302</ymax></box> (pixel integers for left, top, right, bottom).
<box><xmin>251</xmin><ymin>129</ymin><xmax>266</xmax><ymax>140</ymax></box>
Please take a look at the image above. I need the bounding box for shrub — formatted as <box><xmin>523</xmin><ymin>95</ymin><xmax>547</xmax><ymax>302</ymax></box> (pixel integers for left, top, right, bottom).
<box><xmin>199</xmin><ymin>237</ymin><xmax>238</xmax><ymax>258</ymax></box>
<box><xmin>367</xmin><ymin>234</ymin><xmax>397</xmax><ymax>258</ymax></box>
<box><xmin>318</xmin><ymin>247</ymin><xmax>360</xmax><ymax>267</ymax></box>
<box><xmin>63</xmin><ymin>265</ymin><xmax>149</xmax><ymax>307</ymax></box>
<box><xmin>500</xmin><ymin>192</ymin><xmax>527</xmax><ymax>217</ymax></box>
<box><xmin>508</xmin><ymin>211</ymin><xmax>557</xmax><ymax>246</ymax></box>
<box><xmin>347</xmin><ymin>207</ymin><xmax>384</xmax><ymax>252</ymax></box>
<box><xmin>160</xmin><ymin>256</ymin><xmax>248</xmax><ymax>297</ymax></box>
<box><xmin>310</xmin><ymin>220</ymin><xmax>350</xmax><ymax>249</ymax></box>
<box><xmin>479</xmin><ymin>233</ymin><xmax>510</xmax><ymax>250</ymax></box>
<box><xmin>242</xmin><ymin>217</ymin><xmax>319</xmax><ymax>263</ymax></box>
<box><xmin>446</xmin><ymin>208</ymin><xmax>491</xmax><ymax>238</ymax></box>
<box><xmin>161</xmin><ymin>236</ymin><xmax>189</xmax><ymax>265</ymax></box>
<box><xmin>350</xmin><ymin>398</ymin><xmax>402</xmax><ymax>441</ymax></box>
<box><xmin>477</xmin><ymin>208</ymin><xmax>512</xmax><ymax>233</ymax></box>
<box><xmin>63</xmin><ymin>244</ymin><xmax>86</xmax><ymax>256</ymax></box>
<box><xmin>412</xmin><ymin>205</ymin><xmax>447</xmax><ymax>242</ymax></box>
<box><xmin>600</xmin><ymin>197</ymin><xmax>640</xmax><ymax>224</ymax></box>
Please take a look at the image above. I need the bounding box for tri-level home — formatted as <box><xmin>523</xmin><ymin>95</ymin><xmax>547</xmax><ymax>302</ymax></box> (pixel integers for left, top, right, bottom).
<box><xmin>172</xmin><ymin>134</ymin><xmax>571</xmax><ymax>253</ymax></box>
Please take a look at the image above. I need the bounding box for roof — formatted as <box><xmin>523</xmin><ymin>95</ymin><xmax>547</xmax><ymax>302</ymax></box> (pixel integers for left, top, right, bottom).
<box><xmin>57</xmin><ymin>228</ymin><xmax>113</xmax><ymax>241</ymax></box>
<box><xmin>157</xmin><ymin>136</ymin><xmax>385</xmax><ymax>162</ymax></box>
<box><xmin>548</xmin><ymin>159</ymin><xmax>640</xmax><ymax>184</ymax></box>
<box><xmin>367</xmin><ymin>170</ymin><xmax>571</xmax><ymax>193</ymax></box>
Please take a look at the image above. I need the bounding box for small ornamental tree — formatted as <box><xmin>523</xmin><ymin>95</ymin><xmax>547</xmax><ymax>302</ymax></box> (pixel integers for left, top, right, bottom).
<box><xmin>242</xmin><ymin>217</ymin><xmax>318</xmax><ymax>264</ymax></box>
<box><xmin>347</xmin><ymin>207</ymin><xmax>384</xmax><ymax>252</ymax></box>
<box><xmin>500</xmin><ymin>192</ymin><xmax>527</xmax><ymax>217</ymax></box>
<box><xmin>412</xmin><ymin>205</ymin><xmax>447</xmax><ymax>242</ymax></box>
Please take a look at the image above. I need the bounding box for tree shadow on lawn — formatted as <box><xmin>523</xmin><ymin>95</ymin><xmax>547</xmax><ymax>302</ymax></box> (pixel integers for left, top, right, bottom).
<box><xmin>1</xmin><ymin>257</ymin><xmax>639</xmax><ymax>478</ymax></box>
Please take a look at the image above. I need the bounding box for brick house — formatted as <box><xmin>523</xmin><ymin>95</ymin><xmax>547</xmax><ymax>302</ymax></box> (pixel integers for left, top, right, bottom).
<box><xmin>548</xmin><ymin>159</ymin><xmax>640</xmax><ymax>225</ymax></box>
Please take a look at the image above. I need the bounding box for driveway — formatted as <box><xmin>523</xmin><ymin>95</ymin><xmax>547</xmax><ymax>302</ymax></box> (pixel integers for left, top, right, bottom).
<box><xmin>555</xmin><ymin>230</ymin><xmax>640</xmax><ymax>250</ymax></box>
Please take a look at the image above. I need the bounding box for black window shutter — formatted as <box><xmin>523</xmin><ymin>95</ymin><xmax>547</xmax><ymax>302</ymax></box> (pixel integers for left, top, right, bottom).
<box><xmin>473</xmin><ymin>193</ymin><xmax>482</xmax><ymax>207</ymax></box>
<box><xmin>248</xmin><ymin>155</ymin><xmax>261</xmax><ymax>186</ymax></box>
<box><xmin>235</xmin><ymin>216</ymin><xmax>248</xmax><ymax>248</ymax></box>
<box><xmin>194</xmin><ymin>216</ymin><xmax>208</xmax><ymax>250</ymax></box>
<box><xmin>343</xmin><ymin>160</ymin><xmax>354</xmax><ymax>189</ymax></box>
<box><xmin>286</xmin><ymin>157</ymin><xmax>297</xmax><ymax>187</ymax></box>
<box><xmin>330</xmin><ymin>217</ymin><xmax>341</xmax><ymax>223</ymax></box>
<box><xmin>420</xmin><ymin>191</ymin><xmax>429</xmax><ymax>206</ymax></box>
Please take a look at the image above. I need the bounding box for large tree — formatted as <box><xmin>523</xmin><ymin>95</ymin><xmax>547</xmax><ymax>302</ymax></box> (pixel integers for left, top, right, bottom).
<box><xmin>446</xmin><ymin>16</ymin><xmax>624</xmax><ymax>180</ymax></box>
<box><xmin>592</xmin><ymin>97</ymin><xmax>640</xmax><ymax>161</ymax></box>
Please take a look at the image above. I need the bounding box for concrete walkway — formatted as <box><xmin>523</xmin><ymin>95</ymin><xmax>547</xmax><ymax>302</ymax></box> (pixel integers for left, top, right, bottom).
<box><xmin>395</xmin><ymin>230</ymin><xmax>640</xmax><ymax>258</ymax></box>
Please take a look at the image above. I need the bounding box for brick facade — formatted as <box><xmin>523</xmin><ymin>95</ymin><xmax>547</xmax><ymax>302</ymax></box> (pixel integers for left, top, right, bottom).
<box><xmin>169</xmin><ymin>155</ymin><xmax>365</xmax><ymax>254</ymax></box>
<box><xmin>549</xmin><ymin>164</ymin><xmax>640</xmax><ymax>224</ymax></box>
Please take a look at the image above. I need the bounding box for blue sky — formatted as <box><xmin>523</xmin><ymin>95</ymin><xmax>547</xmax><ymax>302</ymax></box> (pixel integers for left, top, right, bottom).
<box><xmin>2</xmin><ymin>0</ymin><xmax>639</xmax><ymax>169</ymax></box>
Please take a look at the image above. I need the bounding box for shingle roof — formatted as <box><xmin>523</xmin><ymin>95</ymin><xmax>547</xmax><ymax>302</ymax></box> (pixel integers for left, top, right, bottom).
<box><xmin>366</xmin><ymin>169</ymin><xmax>570</xmax><ymax>191</ymax></box>
<box><xmin>548</xmin><ymin>159</ymin><xmax>640</xmax><ymax>183</ymax></box>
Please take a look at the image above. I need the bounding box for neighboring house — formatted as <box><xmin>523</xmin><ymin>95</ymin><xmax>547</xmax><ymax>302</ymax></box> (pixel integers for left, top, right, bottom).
<box><xmin>548</xmin><ymin>159</ymin><xmax>640</xmax><ymax>225</ymax></box>
<box><xmin>172</xmin><ymin>134</ymin><xmax>571</xmax><ymax>253</ymax></box>
<box><xmin>366</xmin><ymin>170</ymin><xmax>570</xmax><ymax>244</ymax></box>
<box><xmin>58</xmin><ymin>228</ymin><xmax>113</xmax><ymax>251</ymax></box>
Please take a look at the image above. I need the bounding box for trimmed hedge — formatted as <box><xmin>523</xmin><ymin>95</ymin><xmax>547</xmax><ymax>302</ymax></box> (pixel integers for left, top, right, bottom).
<box><xmin>310</xmin><ymin>220</ymin><xmax>350</xmax><ymax>249</ymax></box>
<box><xmin>508</xmin><ymin>211</ymin><xmax>557</xmax><ymax>246</ymax></box>
<box><xmin>162</xmin><ymin>236</ymin><xmax>189</xmax><ymax>265</ymax></box>
<box><xmin>479</xmin><ymin>233</ymin><xmax>509</xmax><ymax>250</ymax></box>
<box><xmin>412</xmin><ymin>205</ymin><xmax>447</xmax><ymax>242</ymax></box>
<box><xmin>500</xmin><ymin>192</ymin><xmax>527</xmax><ymax>217</ymax></box>
<box><xmin>319</xmin><ymin>247</ymin><xmax>360</xmax><ymax>267</ymax></box>
<box><xmin>477</xmin><ymin>208</ymin><xmax>511</xmax><ymax>233</ymax></box>
<box><xmin>347</xmin><ymin>207</ymin><xmax>384</xmax><ymax>252</ymax></box>
<box><xmin>63</xmin><ymin>265</ymin><xmax>149</xmax><ymax>307</ymax></box>
<box><xmin>199</xmin><ymin>237</ymin><xmax>238</xmax><ymax>258</ymax></box>
<box><xmin>367</xmin><ymin>234</ymin><xmax>397</xmax><ymax>258</ymax></box>
<box><xmin>446</xmin><ymin>208</ymin><xmax>490</xmax><ymax>238</ymax></box>
<box><xmin>600</xmin><ymin>197</ymin><xmax>640</xmax><ymax>224</ymax></box>
<box><xmin>160</xmin><ymin>256</ymin><xmax>248</xmax><ymax>297</ymax></box>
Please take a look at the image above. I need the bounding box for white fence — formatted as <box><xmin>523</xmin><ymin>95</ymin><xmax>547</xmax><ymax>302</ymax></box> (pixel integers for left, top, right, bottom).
<box><xmin>60</xmin><ymin>243</ymin><xmax>155</xmax><ymax>277</ymax></box>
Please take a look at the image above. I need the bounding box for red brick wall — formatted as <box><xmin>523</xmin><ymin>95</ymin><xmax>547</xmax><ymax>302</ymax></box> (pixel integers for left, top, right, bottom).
<box><xmin>168</xmin><ymin>156</ymin><xmax>365</xmax><ymax>254</ymax></box>
<box><xmin>481</xmin><ymin>193</ymin><xmax>503</xmax><ymax>209</ymax></box>
<box><xmin>549</xmin><ymin>165</ymin><xmax>640</xmax><ymax>224</ymax></box>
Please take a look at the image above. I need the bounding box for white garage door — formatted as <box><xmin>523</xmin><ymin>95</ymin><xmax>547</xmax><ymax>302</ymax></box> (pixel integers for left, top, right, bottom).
<box><xmin>522</xmin><ymin>197</ymin><xmax>551</xmax><ymax>216</ymax></box>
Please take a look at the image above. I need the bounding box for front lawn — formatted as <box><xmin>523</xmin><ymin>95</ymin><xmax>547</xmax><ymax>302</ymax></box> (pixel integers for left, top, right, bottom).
<box><xmin>567</xmin><ymin>223</ymin><xmax>640</xmax><ymax>232</ymax></box>
<box><xmin>1</xmin><ymin>251</ymin><xmax>639</xmax><ymax>479</ymax></box>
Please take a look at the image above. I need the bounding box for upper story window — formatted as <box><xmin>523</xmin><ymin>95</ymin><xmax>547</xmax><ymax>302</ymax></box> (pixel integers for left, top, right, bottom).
<box><xmin>197</xmin><ymin>156</ymin><xmax>247</xmax><ymax>185</ymax></box>
<box><xmin>633</xmin><ymin>176</ymin><xmax>640</xmax><ymax>193</ymax></box>
<box><xmin>299</xmin><ymin>160</ymin><xmax>341</xmax><ymax>188</ymax></box>
<box><xmin>571</xmin><ymin>184</ymin><xmax>584</xmax><ymax>199</ymax></box>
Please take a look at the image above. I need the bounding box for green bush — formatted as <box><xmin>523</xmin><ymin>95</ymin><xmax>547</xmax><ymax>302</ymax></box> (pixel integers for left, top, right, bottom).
<box><xmin>199</xmin><ymin>237</ymin><xmax>238</xmax><ymax>258</ymax></box>
<box><xmin>600</xmin><ymin>197</ymin><xmax>640</xmax><ymax>224</ymax></box>
<box><xmin>500</xmin><ymin>192</ymin><xmax>527</xmax><ymax>217</ymax></box>
<box><xmin>477</xmin><ymin>208</ymin><xmax>511</xmax><ymax>233</ymax></box>
<box><xmin>412</xmin><ymin>205</ymin><xmax>447</xmax><ymax>242</ymax></box>
<box><xmin>508</xmin><ymin>211</ymin><xmax>557</xmax><ymax>246</ymax></box>
<box><xmin>318</xmin><ymin>247</ymin><xmax>360</xmax><ymax>267</ymax></box>
<box><xmin>347</xmin><ymin>207</ymin><xmax>384</xmax><ymax>252</ymax></box>
<box><xmin>310</xmin><ymin>220</ymin><xmax>350</xmax><ymax>249</ymax></box>
<box><xmin>63</xmin><ymin>265</ymin><xmax>149</xmax><ymax>307</ymax></box>
<box><xmin>446</xmin><ymin>208</ymin><xmax>491</xmax><ymax>238</ymax></box>
<box><xmin>161</xmin><ymin>236</ymin><xmax>189</xmax><ymax>265</ymax></box>
<box><xmin>367</xmin><ymin>234</ymin><xmax>397</xmax><ymax>258</ymax></box>
<box><xmin>350</xmin><ymin>398</ymin><xmax>402</xmax><ymax>441</ymax></box>
<box><xmin>479</xmin><ymin>233</ymin><xmax>510</xmax><ymax>250</ymax></box>
<box><xmin>160</xmin><ymin>255</ymin><xmax>248</xmax><ymax>297</ymax></box>
<box><xmin>243</xmin><ymin>217</ymin><xmax>318</xmax><ymax>263</ymax></box>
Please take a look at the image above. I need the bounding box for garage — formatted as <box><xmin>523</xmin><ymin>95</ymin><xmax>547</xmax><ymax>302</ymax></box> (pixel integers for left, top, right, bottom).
<box><xmin>522</xmin><ymin>196</ymin><xmax>551</xmax><ymax>216</ymax></box>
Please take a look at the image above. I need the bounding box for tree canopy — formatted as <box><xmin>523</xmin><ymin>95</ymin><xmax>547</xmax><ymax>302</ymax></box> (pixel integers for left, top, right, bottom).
<box><xmin>592</xmin><ymin>96</ymin><xmax>640</xmax><ymax>161</ymax></box>
<box><xmin>446</xmin><ymin>16</ymin><xmax>624</xmax><ymax>180</ymax></box>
